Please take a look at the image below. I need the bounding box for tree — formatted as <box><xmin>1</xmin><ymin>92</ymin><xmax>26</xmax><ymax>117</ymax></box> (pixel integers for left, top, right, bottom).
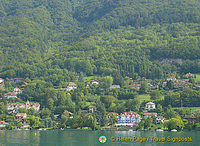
<box><xmin>164</xmin><ymin>117</ymin><xmax>184</xmax><ymax>130</ymax></box>
<box><xmin>83</xmin><ymin>113</ymin><xmax>97</xmax><ymax>130</ymax></box>
<box><xmin>139</xmin><ymin>81</ymin><xmax>148</xmax><ymax>94</ymax></box>
<box><xmin>150</xmin><ymin>90</ymin><xmax>161</xmax><ymax>100</ymax></box>
<box><xmin>40</xmin><ymin>108</ymin><xmax>51</xmax><ymax>119</ymax></box>
<box><xmin>26</xmin><ymin>116</ymin><xmax>40</xmax><ymax>129</ymax></box>
<box><xmin>100</xmin><ymin>76</ymin><xmax>113</xmax><ymax>90</ymax></box>
<box><xmin>95</xmin><ymin>100</ymin><xmax>108</xmax><ymax>126</ymax></box>
<box><xmin>100</xmin><ymin>95</ymin><xmax>115</xmax><ymax>108</ymax></box>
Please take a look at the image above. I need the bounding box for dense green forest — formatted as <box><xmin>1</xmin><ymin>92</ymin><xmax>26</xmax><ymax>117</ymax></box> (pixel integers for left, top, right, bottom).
<box><xmin>0</xmin><ymin>0</ymin><xmax>200</xmax><ymax>83</ymax></box>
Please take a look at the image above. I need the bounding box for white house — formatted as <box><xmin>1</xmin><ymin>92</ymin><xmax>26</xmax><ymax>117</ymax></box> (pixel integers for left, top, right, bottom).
<box><xmin>13</xmin><ymin>87</ymin><xmax>23</xmax><ymax>94</ymax></box>
<box><xmin>0</xmin><ymin>78</ymin><xmax>4</xmax><ymax>83</ymax></box>
<box><xmin>109</xmin><ymin>85</ymin><xmax>120</xmax><ymax>90</ymax></box>
<box><xmin>156</xmin><ymin>116</ymin><xmax>165</xmax><ymax>123</ymax></box>
<box><xmin>88</xmin><ymin>106</ymin><xmax>96</xmax><ymax>113</ymax></box>
<box><xmin>145</xmin><ymin>102</ymin><xmax>156</xmax><ymax>111</ymax></box>
<box><xmin>90</xmin><ymin>79</ymin><xmax>99</xmax><ymax>85</ymax></box>
<box><xmin>115</xmin><ymin>112</ymin><xmax>141</xmax><ymax>127</ymax></box>
<box><xmin>66</xmin><ymin>82</ymin><xmax>77</xmax><ymax>91</ymax></box>
<box><xmin>167</xmin><ymin>76</ymin><xmax>176</xmax><ymax>81</ymax></box>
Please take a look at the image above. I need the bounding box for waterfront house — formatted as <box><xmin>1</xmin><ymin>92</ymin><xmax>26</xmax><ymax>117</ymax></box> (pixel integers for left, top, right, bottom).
<box><xmin>143</xmin><ymin>112</ymin><xmax>157</xmax><ymax>118</ymax></box>
<box><xmin>0</xmin><ymin>121</ymin><xmax>7</xmax><ymax>128</ymax></box>
<box><xmin>145</xmin><ymin>102</ymin><xmax>156</xmax><ymax>111</ymax></box>
<box><xmin>5</xmin><ymin>92</ymin><xmax>17</xmax><ymax>99</ymax></box>
<box><xmin>115</xmin><ymin>112</ymin><xmax>141</xmax><ymax>127</ymax></box>
<box><xmin>156</xmin><ymin>116</ymin><xmax>165</xmax><ymax>123</ymax></box>
<box><xmin>0</xmin><ymin>84</ymin><xmax>5</xmax><ymax>90</ymax></box>
<box><xmin>16</xmin><ymin>113</ymin><xmax>27</xmax><ymax>119</ymax></box>
<box><xmin>0</xmin><ymin>78</ymin><xmax>4</xmax><ymax>83</ymax></box>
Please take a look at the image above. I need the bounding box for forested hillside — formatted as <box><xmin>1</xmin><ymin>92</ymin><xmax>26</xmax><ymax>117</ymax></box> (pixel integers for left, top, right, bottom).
<box><xmin>0</xmin><ymin>0</ymin><xmax>200</xmax><ymax>82</ymax></box>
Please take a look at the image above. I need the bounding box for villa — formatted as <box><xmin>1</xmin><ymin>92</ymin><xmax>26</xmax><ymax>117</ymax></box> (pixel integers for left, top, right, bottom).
<box><xmin>145</xmin><ymin>102</ymin><xmax>156</xmax><ymax>111</ymax></box>
<box><xmin>115</xmin><ymin>112</ymin><xmax>141</xmax><ymax>127</ymax></box>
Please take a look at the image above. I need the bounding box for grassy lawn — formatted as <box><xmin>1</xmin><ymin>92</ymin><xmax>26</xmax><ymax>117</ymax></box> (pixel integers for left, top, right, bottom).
<box><xmin>83</xmin><ymin>76</ymin><xmax>99</xmax><ymax>82</ymax></box>
<box><xmin>136</xmin><ymin>94</ymin><xmax>151</xmax><ymax>103</ymax></box>
<box><xmin>194</xmin><ymin>74</ymin><xmax>200</xmax><ymax>81</ymax></box>
<box><xmin>173</xmin><ymin>107</ymin><xmax>200</xmax><ymax>112</ymax></box>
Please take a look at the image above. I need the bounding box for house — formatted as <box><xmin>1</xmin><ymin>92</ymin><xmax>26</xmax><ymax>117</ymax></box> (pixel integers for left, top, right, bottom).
<box><xmin>167</xmin><ymin>76</ymin><xmax>176</xmax><ymax>81</ymax></box>
<box><xmin>10</xmin><ymin>78</ymin><xmax>24</xmax><ymax>83</ymax></box>
<box><xmin>0</xmin><ymin>121</ymin><xmax>7</xmax><ymax>128</ymax></box>
<box><xmin>5</xmin><ymin>92</ymin><xmax>17</xmax><ymax>99</ymax></box>
<box><xmin>13</xmin><ymin>87</ymin><xmax>23</xmax><ymax>94</ymax></box>
<box><xmin>65</xmin><ymin>111</ymin><xmax>74</xmax><ymax>118</ymax></box>
<box><xmin>21</xmin><ymin>82</ymin><xmax>28</xmax><ymax>86</ymax></box>
<box><xmin>66</xmin><ymin>82</ymin><xmax>77</xmax><ymax>91</ymax></box>
<box><xmin>143</xmin><ymin>112</ymin><xmax>157</xmax><ymax>118</ymax></box>
<box><xmin>128</xmin><ymin>84</ymin><xmax>141</xmax><ymax>90</ymax></box>
<box><xmin>109</xmin><ymin>85</ymin><xmax>120</xmax><ymax>90</ymax></box>
<box><xmin>8</xmin><ymin>101</ymin><xmax>40</xmax><ymax>112</ymax></box>
<box><xmin>88</xmin><ymin>106</ymin><xmax>96</xmax><ymax>113</ymax></box>
<box><xmin>16</xmin><ymin>113</ymin><xmax>27</xmax><ymax>119</ymax></box>
<box><xmin>25</xmin><ymin>101</ymin><xmax>40</xmax><ymax>112</ymax></box>
<box><xmin>145</xmin><ymin>102</ymin><xmax>156</xmax><ymax>111</ymax></box>
<box><xmin>0</xmin><ymin>78</ymin><xmax>4</xmax><ymax>83</ymax></box>
<box><xmin>0</xmin><ymin>84</ymin><xmax>5</xmax><ymax>90</ymax></box>
<box><xmin>7</xmin><ymin>103</ymin><xmax>25</xmax><ymax>112</ymax></box>
<box><xmin>90</xmin><ymin>79</ymin><xmax>99</xmax><ymax>85</ymax></box>
<box><xmin>156</xmin><ymin>116</ymin><xmax>165</xmax><ymax>123</ymax></box>
<box><xmin>115</xmin><ymin>112</ymin><xmax>141</xmax><ymax>127</ymax></box>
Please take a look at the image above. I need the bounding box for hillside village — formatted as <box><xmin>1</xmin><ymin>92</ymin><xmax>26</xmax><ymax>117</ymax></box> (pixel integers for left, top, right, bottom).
<box><xmin>0</xmin><ymin>73</ymin><xmax>200</xmax><ymax>131</ymax></box>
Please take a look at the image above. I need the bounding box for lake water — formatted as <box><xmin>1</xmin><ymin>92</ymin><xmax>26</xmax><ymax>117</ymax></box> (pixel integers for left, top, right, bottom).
<box><xmin>0</xmin><ymin>130</ymin><xmax>199</xmax><ymax>146</ymax></box>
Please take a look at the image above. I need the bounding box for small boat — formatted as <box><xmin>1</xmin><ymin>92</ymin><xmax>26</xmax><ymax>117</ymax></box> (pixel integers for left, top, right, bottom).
<box><xmin>171</xmin><ymin>129</ymin><xmax>177</xmax><ymax>132</ymax></box>
<box><xmin>129</xmin><ymin>129</ymin><xmax>133</xmax><ymax>131</ymax></box>
<box><xmin>156</xmin><ymin>129</ymin><xmax>163</xmax><ymax>132</ymax></box>
<box><xmin>43</xmin><ymin>129</ymin><xmax>47</xmax><ymax>131</ymax></box>
<box><xmin>24</xmin><ymin>129</ymin><xmax>30</xmax><ymax>131</ymax></box>
<box><xmin>38</xmin><ymin>129</ymin><xmax>42</xmax><ymax>131</ymax></box>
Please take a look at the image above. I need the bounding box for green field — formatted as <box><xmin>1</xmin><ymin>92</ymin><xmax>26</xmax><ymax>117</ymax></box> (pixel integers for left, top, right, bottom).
<box><xmin>137</xmin><ymin>94</ymin><xmax>151</xmax><ymax>103</ymax></box>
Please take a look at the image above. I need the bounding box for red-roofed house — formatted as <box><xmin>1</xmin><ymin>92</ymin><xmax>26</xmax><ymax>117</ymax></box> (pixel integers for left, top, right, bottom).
<box><xmin>167</xmin><ymin>76</ymin><xmax>176</xmax><ymax>81</ymax></box>
<box><xmin>25</xmin><ymin>101</ymin><xmax>40</xmax><ymax>112</ymax></box>
<box><xmin>0</xmin><ymin>78</ymin><xmax>4</xmax><ymax>83</ymax></box>
<box><xmin>128</xmin><ymin>84</ymin><xmax>141</xmax><ymax>90</ymax></box>
<box><xmin>5</xmin><ymin>92</ymin><xmax>17</xmax><ymax>99</ymax></box>
<box><xmin>0</xmin><ymin>84</ymin><xmax>5</xmax><ymax>90</ymax></box>
<box><xmin>7</xmin><ymin>103</ymin><xmax>25</xmax><ymax>111</ymax></box>
<box><xmin>0</xmin><ymin>121</ymin><xmax>8</xmax><ymax>127</ymax></box>
<box><xmin>16</xmin><ymin>113</ymin><xmax>27</xmax><ymax>119</ymax></box>
<box><xmin>143</xmin><ymin>112</ymin><xmax>157</xmax><ymax>118</ymax></box>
